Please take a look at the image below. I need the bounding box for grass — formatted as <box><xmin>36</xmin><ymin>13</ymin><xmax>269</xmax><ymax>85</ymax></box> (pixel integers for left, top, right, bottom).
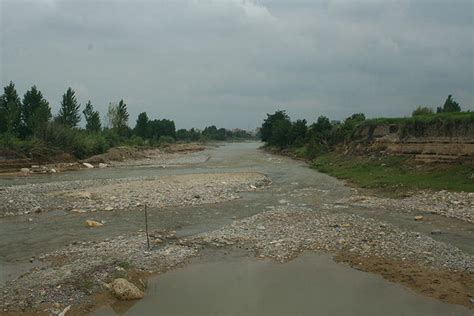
<box><xmin>312</xmin><ymin>152</ymin><xmax>474</xmax><ymax>195</ymax></box>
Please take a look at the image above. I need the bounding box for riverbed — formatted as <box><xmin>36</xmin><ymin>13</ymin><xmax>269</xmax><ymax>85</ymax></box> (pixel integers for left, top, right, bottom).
<box><xmin>0</xmin><ymin>142</ymin><xmax>472</xmax><ymax>314</ymax></box>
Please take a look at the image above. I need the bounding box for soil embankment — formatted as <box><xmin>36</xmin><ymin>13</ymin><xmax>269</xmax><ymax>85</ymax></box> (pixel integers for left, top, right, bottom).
<box><xmin>350</xmin><ymin>115</ymin><xmax>474</xmax><ymax>163</ymax></box>
<box><xmin>0</xmin><ymin>143</ymin><xmax>206</xmax><ymax>176</ymax></box>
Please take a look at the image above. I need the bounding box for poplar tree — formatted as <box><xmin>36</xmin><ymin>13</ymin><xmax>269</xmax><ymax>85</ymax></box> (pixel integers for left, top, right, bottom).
<box><xmin>57</xmin><ymin>88</ymin><xmax>81</xmax><ymax>127</ymax></box>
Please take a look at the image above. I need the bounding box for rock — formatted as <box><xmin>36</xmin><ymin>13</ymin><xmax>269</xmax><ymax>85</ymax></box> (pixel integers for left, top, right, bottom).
<box><xmin>257</xmin><ymin>225</ymin><xmax>266</xmax><ymax>230</ymax></box>
<box><xmin>20</xmin><ymin>168</ymin><xmax>30</xmax><ymax>173</ymax></box>
<box><xmin>107</xmin><ymin>278</ymin><xmax>144</xmax><ymax>300</ymax></box>
<box><xmin>431</xmin><ymin>229</ymin><xmax>442</xmax><ymax>235</ymax></box>
<box><xmin>193</xmin><ymin>194</ymin><xmax>201</xmax><ymax>199</ymax></box>
<box><xmin>103</xmin><ymin>206</ymin><xmax>114</xmax><ymax>211</ymax></box>
<box><xmin>85</xmin><ymin>220</ymin><xmax>103</xmax><ymax>228</ymax></box>
<box><xmin>98</xmin><ymin>163</ymin><xmax>108</xmax><ymax>168</ymax></box>
<box><xmin>249</xmin><ymin>185</ymin><xmax>257</xmax><ymax>189</ymax></box>
<box><xmin>414</xmin><ymin>215</ymin><xmax>424</xmax><ymax>221</ymax></box>
<box><xmin>71</xmin><ymin>208</ymin><xmax>87</xmax><ymax>213</ymax></box>
<box><xmin>82</xmin><ymin>162</ymin><xmax>94</xmax><ymax>169</ymax></box>
<box><xmin>50</xmin><ymin>168</ymin><xmax>57</xmax><ymax>173</ymax></box>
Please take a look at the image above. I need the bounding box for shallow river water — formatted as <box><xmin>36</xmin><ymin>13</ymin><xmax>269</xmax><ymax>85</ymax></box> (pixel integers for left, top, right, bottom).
<box><xmin>95</xmin><ymin>250</ymin><xmax>470</xmax><ymax>316</ymax></box>
<box><xmin>0</xmin><ymin>142</ymin><xmax>472</xmax><ymax>315</ymax></box>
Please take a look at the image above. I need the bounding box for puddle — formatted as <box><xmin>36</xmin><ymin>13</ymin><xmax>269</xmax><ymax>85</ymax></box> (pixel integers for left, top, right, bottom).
<box><xmin>94</xmin><ymin>251</ymin><xmax>470</xmax><ymax>316</ymax></box>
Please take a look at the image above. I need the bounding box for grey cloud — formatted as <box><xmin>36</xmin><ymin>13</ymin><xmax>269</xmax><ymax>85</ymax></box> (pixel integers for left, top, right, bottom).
<box><xmin>1</xmin><ymin>0</ymin><xmax>472</xmax><ymax>129</ymax></box>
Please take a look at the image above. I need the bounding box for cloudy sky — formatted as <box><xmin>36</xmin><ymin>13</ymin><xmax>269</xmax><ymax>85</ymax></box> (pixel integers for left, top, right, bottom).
<box><xmin>1</xmin><ymin>0</ymin><xmax>473</xmax><ymax>129</ymax></box>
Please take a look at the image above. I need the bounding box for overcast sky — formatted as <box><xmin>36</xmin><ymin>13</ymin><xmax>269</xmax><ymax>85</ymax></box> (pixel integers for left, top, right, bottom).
<box><xmin>1</xmin><ymin>0</ymin><xmax>473</xmax><ymax>129</ymax></box>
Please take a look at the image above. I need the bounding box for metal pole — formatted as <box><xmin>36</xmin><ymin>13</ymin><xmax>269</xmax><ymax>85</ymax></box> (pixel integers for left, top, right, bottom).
<box><xmin>145</xmin><ymin>204</ymin><xmax>150</xmax><ymax>250</ymax></box>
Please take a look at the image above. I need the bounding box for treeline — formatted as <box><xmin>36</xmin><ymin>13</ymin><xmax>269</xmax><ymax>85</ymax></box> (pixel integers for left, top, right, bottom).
<box><xmin>0</xmin><ymin>81</ymin><xmax>252</xmax><ymax>159</ymax></box>
<box><xmin>260</xmin><ymin>95</ymin><xmax>470</xmax><ymax>159</ymax></box>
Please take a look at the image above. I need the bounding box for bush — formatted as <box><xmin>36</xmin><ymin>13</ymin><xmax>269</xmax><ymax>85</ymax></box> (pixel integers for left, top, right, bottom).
<box><xmin>412</xmin><ymin>106</ymin><xmax>434</xmax><ymax>116</ymax></box>
<box><xmin>124</xmin><ymin>135</ymin><xmax>147</xmax><ymax>147</ymax></box>
<box><xmin>158</xmin><ymin>136</ymin><xmax>175</xmax><ymax>146</ymax></box>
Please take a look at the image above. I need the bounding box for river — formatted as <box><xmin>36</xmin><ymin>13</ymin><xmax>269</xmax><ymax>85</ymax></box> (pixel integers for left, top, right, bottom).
<box><xmin>0</xmin><ymin>142</ymin><xmax>472</xmax><ymax>315</ymax></box>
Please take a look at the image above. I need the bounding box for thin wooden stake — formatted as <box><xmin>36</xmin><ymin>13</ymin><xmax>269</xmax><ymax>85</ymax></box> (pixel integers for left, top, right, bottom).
<box><xmin>145</xmin><ymin>204</ymin><xmax>150</xmax><ymax>250</ymax></box>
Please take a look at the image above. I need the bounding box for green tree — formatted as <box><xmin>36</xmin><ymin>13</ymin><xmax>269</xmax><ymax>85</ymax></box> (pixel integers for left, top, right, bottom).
<box><xmin>437</xmin><ymin>95</ymin><xmax>461</xmax><ymax>113</ymax></box>
<box><xmin>0</xmin><ymin>81</ymin><xmax>22</xmax><ymax>134</ymax></box>
<box><xmin>82</xmin><ymin>101</ymin><xmax>101</xmax><ymax>132</ymax></box>
<box><xmin>288</xmin><ymin>119</ymin><xmax>307</xmax><ymax>146</ymax></box>
<box><xmin>176</xmin><ymin>128</ymin><xmax>189</xmax><ymax>141</ymax></box>
<box><xmin>412</xmin><ymin>106</ymin><xmax>433</xmax><ymax>116</ymax></box>
<box><xmin>260</xmin><ymin>110</ymin><xmax>291</xmax><ymax>145</ymax></box>
<box><xmin>107</xmin><ymin>99</ymin><xmax>129</xmax><ymax>136</ymax></box>
<box><xmin>21</xmin><ymin>86</ymin><xmax>52</xmax><ymax>137</ymax></box>
<box><xmin>148</xmin><ymin>119</ymin><xmax>176</xmax><ymax>140</ymax></box>
<box><xmin>270</xmin><ymin>118</ymin><xmax>292</xmax><ymax>147</ymax></box>
<box><xmin>134</xmin><ymin>112</ymin><xmax>149</xmax><ymax>139</ymax></box>
<box><xmin>57</xmin><ymin>88</ymin><xmax>81</xmax><ymax>127</ymax></box>
<box><xmin>306</xmin><ymin>116</ymin><xmax>334</xmax><ymax>155</ymax></box>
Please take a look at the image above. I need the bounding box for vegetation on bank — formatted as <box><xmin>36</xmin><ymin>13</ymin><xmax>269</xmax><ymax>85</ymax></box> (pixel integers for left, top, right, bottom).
<box><xmin>0</xmin><ymin>81</ymin><xmax>254</xmax><ymax>160</ymax></box>
<box><xmin>259</xmin><ymin>95</ymin><xmax>473</xmax><ymax>192</ymax></box>
<box><xmin>313</xmin><ymin>152</ymin><xmax>474</xmax><ymax>194</ymax></box>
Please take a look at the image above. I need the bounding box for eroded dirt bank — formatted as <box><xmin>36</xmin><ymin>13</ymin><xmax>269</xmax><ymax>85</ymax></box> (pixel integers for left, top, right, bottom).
<box><xmin>0</xmin><ymin>142</ymin><xmax>472</xmax><ymax>315</ymax></box>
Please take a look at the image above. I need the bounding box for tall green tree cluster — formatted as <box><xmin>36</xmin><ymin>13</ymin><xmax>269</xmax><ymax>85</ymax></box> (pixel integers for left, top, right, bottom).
<box><xmin>260</xmin><ymin>110</ymin><xmax>370</xmax><ymax>157</ymax></box>
<box><xmin>132</xmin><ymin>112</ymin><xmax>176</xmax><ymax>141</ymax></box>
<box><xmin>0</xmin><ymin>81</ymin><xmax>134</xmax><ymax>158</ymax></box>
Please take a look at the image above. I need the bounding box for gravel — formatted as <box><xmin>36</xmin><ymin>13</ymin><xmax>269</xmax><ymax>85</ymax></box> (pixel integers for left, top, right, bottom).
<box><xmin>339</xmin><ymin>190</ymin><xmax>474</xmax><ymax>223</ymax></box>
<box><xmin>184</xmin><ymin>206</ymin><xmax>474</xmax><ymax>271</ymax></box>
<box><xmin>0</xmin><ymin>172</ymin><xmax>271</xmax><ymax>217</ymax></box>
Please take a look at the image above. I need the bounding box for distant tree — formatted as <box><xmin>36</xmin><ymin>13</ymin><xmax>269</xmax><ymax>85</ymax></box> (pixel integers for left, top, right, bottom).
<box><xmin>437</xmin><ymin>95</ymin><xmax>461</xmax><ymax>113</ymax></box>
<box><xmin>21</xmin><ymin>86</ymin><xmax>52</xmax><ymax>137</ymax></box>
<box><xmin>56</xmin><ymin>88</ymin><xmax>81</xmax><ymax>128</ymax></box>
<box><xmin>82</xmin><ymin>101</ymin><xmax>101</xmax><ymax>132</ymax></box>
<box><xmin>107</xmin><ymin>99</ymin><xmax>129</xmax><ymax>136</ymax></box>
<box><xmin>307</xmin><ymin>116</ymin><xmax>333</xmax><ymax>150</ymax></box>
<box><xmin>260</xmin><ymin>110</ymin><xmax>291</xmax><ymax>145</ymax></box>
<box><xmin>134</xmin><ymin>112</ymin><xmax>149</xmax><ymax>139</ymax></box>
<box><xmin>412</xmin><ymin>106</ymin><xmax>434</xmax><ymax>116</ymax></box>
<box><xmin>344</xmin><ymin>113</ymin><xmax>366</xmax><ymax>124</ymax></box>
<box><xmin>288</xmin><ymin>119</ymin><xmax>307</xmax><ymax>146</ymax></box>
<box><xmin>202</xmin><ymin>125</ymin><xmax>227</xmax><ymax>140</ymax></box>
<box><xmin>0</xmin><ymin>81</ymin><xmax>22</xmax><ymax>134</ymax></box>
<box><xmin>176</xmin><ymin>128</ymin><xmax>189</xmax><ymax>141</ymax></box>
<box><xmin>188</xmin><ymin>128</ymin><xmax>201</xmax><ymax>141</ymax></box>
<box><xmin>270</xmin><ymin>118</ymin><xmax>292</xmax><ymax>147</ymax></box>
<box><xmin>148</xmin><ymin>119</ymin><xmax>176</xmax><ymax>140</ymax></box>
<box><xmin>311</xmin><ymin>116</ymin><xmax>332</xmax><ymax>135</ymax></box>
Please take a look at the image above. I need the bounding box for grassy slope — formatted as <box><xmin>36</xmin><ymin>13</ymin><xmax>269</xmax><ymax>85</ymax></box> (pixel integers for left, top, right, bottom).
<box><xmin>312</xmin><ymin>152</ymin><xmax>474</xmax><ymax>194</ymax></box>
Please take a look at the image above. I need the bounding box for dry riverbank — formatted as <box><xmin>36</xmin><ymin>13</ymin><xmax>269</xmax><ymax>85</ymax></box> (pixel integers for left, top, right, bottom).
<box><xmin>0</xmin><ymin>143</ymin><xmax>206</xmax><ymax>176</ymax></box>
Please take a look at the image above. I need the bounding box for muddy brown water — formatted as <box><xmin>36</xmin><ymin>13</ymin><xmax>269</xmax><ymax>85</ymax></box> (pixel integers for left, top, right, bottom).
<box><xmin>1</xmin><ymin>142</ymin><xmax>473</xmax><ymax>314</ymax></box>
<box><xmin>94</xmin><ymin>250</ymin><xmax>470</xmax><ymax>316</ymax></box>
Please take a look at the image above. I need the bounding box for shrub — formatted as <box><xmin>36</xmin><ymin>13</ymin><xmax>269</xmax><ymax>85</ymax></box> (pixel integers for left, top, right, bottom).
<box><xmin>412</xmin><ymin>106</ymin><xmax>434</xmax><ymax>116</ymax></box>
<box><xmin>158</xmin><ymin>136</ymin><xmax>175</xmax><ymax>146</ymax></box>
